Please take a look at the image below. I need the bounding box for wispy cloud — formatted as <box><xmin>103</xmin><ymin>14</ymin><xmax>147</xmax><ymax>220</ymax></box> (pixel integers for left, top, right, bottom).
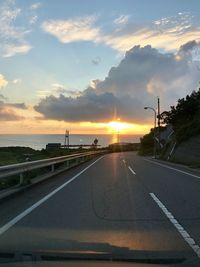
<box><xmin>29</xmin><ymin>15</ymin><xmax>38</xmax><ymax>25</ymax></box>
<box><xmin>0</xmin><ymin>74</ymin><xmax>8</xmax><ymax>88</ymax></box>
<box><xmin>113</xmin><ymin>14</ymin><xmax>130</xmax><ymax>32</ymax></box>
<box><xmin>114</xmin><ymin>15</ymin><xmax>130</xmax><ymax>26</ymax></box>
<box><xmin>30</xmin><ymin>2</ymin><xmax>42</xmax><ymax>10</ymax></box>
<box><xmin>13</xmin><ymin>78</ymin><xmax>21</xmax><ymax>84</ymax></box>
<box><xmin>0</xmin><ymin>99</ymin><xmax>27</xmax><ymax>121</ymax></box>
<box><xmin>36</xmin><ymin>83</ymin><xmax>82</xmax><ymax>98</ymax></box>
<box><xmin>3</xmin><ymin>44</ymin><xmax>31</xmax><ymax>58</ymax></box>
<box><xmin>0</xmin><ymin>107</ymin><xmax>23</xmax><ymax>121</ymax></box>
<box><xmin>99</xmin><ymin>12</ymin><xmax>200</xmax><ymax>52</ymax></box>
<box><xmin>0</xmin><ymin>0</ymin><xmax>32</xmax><ymax>57</ymax></box>
<box><xmin>41</xmin><ymin>15</ymin><xmax>100</xmax><ymax>43</ymax></box>
<box><xmin>41</xmin><ymin>12</ymin><xmax>200</xmax><ymax>52</ymax></box>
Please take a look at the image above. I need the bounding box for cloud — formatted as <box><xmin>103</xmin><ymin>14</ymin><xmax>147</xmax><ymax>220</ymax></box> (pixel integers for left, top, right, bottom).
<box><xmin>7</xmin><ymin>103</ymin><xmax>27</xmax><ymax>109</ymax></box>
<box><xmin>2</xmin><ymin>41</ymin><xmax>31</xmax><ymax>59</ymax></box>
<box><xmin>13</xmin><ymin>78</ymin><xmax>21</xmax><ymax>84</ymax></box>
<box><xmin>114</xmin><ymin>15</ymin><xmax>130</xmax><ymax>26</ymax></box>
<box><xmin>29</xmin><ymin>15</ymin><xmax>38</xmax><ymax>25</ymax></box>
<box><xmin>51</xmin><ymin>83</ymin><xmax>64</xmax><ymax>90</ymax></box>
<box><xmin>179</xmin><ymin>40</ymin><xmax>199</xmax><ymax>52</ymax></box>
<box><xmin>0</xmin><ymin>100</ymin><xmax>27</xmax><ymax>110</ymax></box>
<box><xmin>0</xmin><ymin>74</ymin><xmax>8</xmax><ymax>88</ymax></box>
<box><xmin>30</xmin><ymin>2</ymin><xmax>42</xmax><ymax>10</ymax></box>
<box><xmin>41</xmin><ymin>15</ymin><xmax>100</xmax><ymax>43</ymax></box>
<box><xmin>0</xmin><ymin>100</ymin><xmax>26</xmax><ymax>121</ymax></box>
<box><xmin>0</xmin><ymin>0</ymin><xmax>32</xmax><ymax>57</ymax></box>
<box><xmin>104</xmin><ymin>12</ymin><xmax>200</xmax><ymax>52</ymax></box>
<box><xmin>35</xmin><ymin>90</ymin><xmax>120</xmax><ymax>122</ymax></box>
<box><xmin>52</xmin><ymin>83</ymin><xmax>82</xmax><ymax>96</ymax></box>
<box><xmin>41</xmin><ymin>12</ymin><xmax>200</xmax><ymax>52</ymax></box>
<box><xmin>35</xmin><ymin>42</ymin><xmax>200</xmax><ymax>123</ymax></box>
<box><xmin>0</xmin><ymin>108</ymin><xmax>23</xmax><ymax>121</ymax></box>
<box><xmin>36</xmin><ymin>83</ymin><xmax>82</xmax><ymax>98</ymax></box>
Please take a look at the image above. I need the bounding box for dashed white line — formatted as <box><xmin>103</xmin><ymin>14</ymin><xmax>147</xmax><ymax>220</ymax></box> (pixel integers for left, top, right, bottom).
<box><xmin>144</xmin><ymin>159</ymin><xmax>200</xmax><ymax>179</ymax></box>
<box><xmin>150</xmin><ymin>192</ymin><xmax>200</xmax><ymax>257</ymax></box>
<box><xmin>128</xmin><ymin>166</ymin><xmax>136</xmax><ymax>175</ymax></box>
<box><xmin>122</xmin><ymin>159</ymin><xmax>126</xmax><ymax>164</ymax></box>
<box><xmin>0</xmin><ymin>156</ymin><xmax>104</xmax><ymax>236</ymax></box>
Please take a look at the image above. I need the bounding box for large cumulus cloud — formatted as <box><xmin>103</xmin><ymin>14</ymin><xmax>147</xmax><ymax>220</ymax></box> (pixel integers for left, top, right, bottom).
<box><xmin>35</xmin><ymin>42</ymin><xmax>200</xmax><ymax>123</ymax></box>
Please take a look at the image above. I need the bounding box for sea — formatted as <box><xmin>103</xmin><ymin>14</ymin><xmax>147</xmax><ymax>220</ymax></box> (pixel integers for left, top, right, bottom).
<box><xmin>0</xmin><ymin>134</ymin><xmax>141</xmax><ymax>150</ymax></box>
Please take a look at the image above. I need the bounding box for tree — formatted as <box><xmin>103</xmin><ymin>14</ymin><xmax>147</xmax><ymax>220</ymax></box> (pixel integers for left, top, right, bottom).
<box><xmin>160</xmin><ymin>89</ymin><xmax>200</xmax><ymax>142</ymax></box>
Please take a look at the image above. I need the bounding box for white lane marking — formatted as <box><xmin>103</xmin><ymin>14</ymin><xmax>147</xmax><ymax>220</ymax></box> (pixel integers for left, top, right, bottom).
<box><xmin>150</xmin><ymin>193</ymin><xmax>200</xmax><ymax>257</ymax></box>
<box><xmin>122</xmin><ymin>159</ymin><xmax>126</xmax><ymax>164</ymax></box>
<box><xmin>0</xmin><ymin>156</ymin><xmax>104</xmax><ymax>236</ymax></box>
<box><xmin>128</xmin><ymin>166</ymin><xmax>136</xmax><ymax>175</ymax></box>
<box><xmin>144</xmin><ymin>158</ymin><xmax>200</xmax><ymax>179</ymax></box>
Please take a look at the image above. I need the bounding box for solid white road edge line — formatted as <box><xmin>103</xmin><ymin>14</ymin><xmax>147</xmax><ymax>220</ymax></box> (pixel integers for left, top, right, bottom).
<box><xmin>150</xmin><ymin>192</ymin><xmax>200</xmax><ymax>258</ymax></box>
<box><xmin>128</xmin><ymin>166</ymin><xmax>136</xmax><ymax>175</ymax></box>
<box><xmin>0</xmin><ymin>156</ymin><xmax>104</xmax><ymax>236</ymax></box>
<box><xmin>144</xmin><ymin>159</ymin><xmax>200</xmax><ymax>179</ymax></box>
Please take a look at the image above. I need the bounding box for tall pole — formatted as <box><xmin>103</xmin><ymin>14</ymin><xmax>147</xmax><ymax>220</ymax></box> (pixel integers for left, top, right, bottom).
<box><xmin>153</xmin><ymin>110</ymin><xmax>156</xmax><ymax>159</ymax></box>
<box><xmin>157</xmin><ymin>97</ymin><xmax>161</xmax><ymax>152</ymax></box>
<box><xmin>144</xmin><ymin>107</ymin><xmax>157</xmax><ymax>159</ymax></box>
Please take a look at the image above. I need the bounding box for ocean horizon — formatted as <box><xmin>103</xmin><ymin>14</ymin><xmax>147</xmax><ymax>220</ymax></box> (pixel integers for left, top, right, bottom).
<box><xmin>0</xmin><ymin>134</ymin><xmax>141</xmax><ymax>150</ymax></box>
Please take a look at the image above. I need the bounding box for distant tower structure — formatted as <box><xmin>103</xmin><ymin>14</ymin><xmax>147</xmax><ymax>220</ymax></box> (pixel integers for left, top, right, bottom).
<box><xmin>64</xmin><ymin>130</ymin><xmax>70</xmax><ymax>148</ymax></box>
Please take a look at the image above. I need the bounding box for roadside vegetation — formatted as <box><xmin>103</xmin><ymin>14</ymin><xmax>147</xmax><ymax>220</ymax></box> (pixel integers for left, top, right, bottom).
<box><xmin>139</xmin><ymin>89</ymin><xmax>200</xmax><ymax>164</ymax></box>
<box><xmin>0</xmin><ymin>146</ymin><xmax>103</xmax><ymax>190</ymax></box>
<box><xmin>160</xmin><ymin>89</ymin><xmax>200</xmax><ymax>143</ymax></box>
<box><xmin>0</xmin><ymin>146</ymin><xmax>102</xmax><ymax>167</ymax></box>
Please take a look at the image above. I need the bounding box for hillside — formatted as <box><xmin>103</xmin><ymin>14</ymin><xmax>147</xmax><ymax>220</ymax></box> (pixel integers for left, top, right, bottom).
<box><xmin>139</xmin><ymin>89</ymin><xmax>200</xmax><ymax>167</ymax></box>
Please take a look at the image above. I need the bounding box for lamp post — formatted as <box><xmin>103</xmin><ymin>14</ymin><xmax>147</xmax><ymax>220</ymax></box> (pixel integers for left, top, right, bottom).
<box><xmin>144</xmin><ymin>107</ymin><xmax>157</xmax><ymax>159</ymax></box>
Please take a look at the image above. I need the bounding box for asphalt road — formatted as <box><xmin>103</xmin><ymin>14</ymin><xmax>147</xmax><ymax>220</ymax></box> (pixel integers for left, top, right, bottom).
<box><xmin>0</xmin><ymin>152</ymin><xmax>200</xmax><ymax>262</ymax></box>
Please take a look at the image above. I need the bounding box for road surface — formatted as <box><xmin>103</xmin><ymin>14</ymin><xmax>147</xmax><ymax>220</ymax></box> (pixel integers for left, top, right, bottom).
<box><xmin>0</xmin><ymin>152</ymin><xmax>200</xmax><ymax>262</ymax></box>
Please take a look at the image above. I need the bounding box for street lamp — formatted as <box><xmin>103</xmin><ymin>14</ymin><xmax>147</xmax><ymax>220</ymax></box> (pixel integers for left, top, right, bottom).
<box><xmin>144</xmin><ymin>107</ymin><xmax>157</xmax><ymax>159</ymax></box>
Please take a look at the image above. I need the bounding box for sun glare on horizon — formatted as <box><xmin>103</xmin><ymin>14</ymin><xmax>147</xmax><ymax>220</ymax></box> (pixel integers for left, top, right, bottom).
<box><xmin>108</xmin><ymin>121</ymin><xmax>133</xmax><ymax>133</ymax></box>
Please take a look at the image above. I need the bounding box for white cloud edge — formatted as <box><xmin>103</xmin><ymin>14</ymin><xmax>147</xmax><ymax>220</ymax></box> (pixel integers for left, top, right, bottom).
<box><xmin>41</xmin><ymin>13</ymin><xmax>200</xmax><ymax>53</ymax></box>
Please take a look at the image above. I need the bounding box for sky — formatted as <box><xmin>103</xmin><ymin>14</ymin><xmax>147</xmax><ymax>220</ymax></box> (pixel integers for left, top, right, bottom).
<box><xmin>0</xmin><ymin>0</ymin><xmax>200</xmax><ymax>134</ymax></box>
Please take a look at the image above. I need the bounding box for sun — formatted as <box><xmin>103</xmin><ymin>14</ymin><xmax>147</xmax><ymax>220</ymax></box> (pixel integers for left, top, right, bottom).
<box><xmin>108</xmin><ymin>120</ymin><xmax>131</xmax><ymax>133</ymax></box>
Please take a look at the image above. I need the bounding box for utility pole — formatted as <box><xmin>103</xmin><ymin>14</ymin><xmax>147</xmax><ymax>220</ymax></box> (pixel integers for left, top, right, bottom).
<box><xmin>157</xmin><ymin>97</ymin><xmax>161</xmax><ymax>152</ymax></box>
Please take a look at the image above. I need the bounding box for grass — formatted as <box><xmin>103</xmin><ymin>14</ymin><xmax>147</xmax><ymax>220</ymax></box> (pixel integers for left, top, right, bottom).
<box><xmin>0</xmin><ymin>146</ymin><xmax>104</xmax><ymax>190</ymax></box>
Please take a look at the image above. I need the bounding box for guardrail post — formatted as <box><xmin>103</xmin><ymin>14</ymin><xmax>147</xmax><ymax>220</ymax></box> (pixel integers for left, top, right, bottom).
<box><xmin>0</xmin><ymin>150</ymin><xmax>108</xmax><ymax>190</ymax></box>
<box><xmin>66</xmin><ymin>160</ymin><xmax>69</xmax><ymax>168</ymax></box>
<box><xmin>51</xmin><ymin>164</ymin><xmax>55</xmax><ymax>172</ymax></box>
<box><xmin>19</xmin><ymin>173</ymin><xmax>24</xmax><ymax>185</ymax></box>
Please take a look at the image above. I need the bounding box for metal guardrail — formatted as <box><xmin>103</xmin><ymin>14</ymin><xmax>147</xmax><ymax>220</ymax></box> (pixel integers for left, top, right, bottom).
<box><xmin>0</xmin><ymin>150</ymin><xmax>108</xmax><ymax>186</ymax></box>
